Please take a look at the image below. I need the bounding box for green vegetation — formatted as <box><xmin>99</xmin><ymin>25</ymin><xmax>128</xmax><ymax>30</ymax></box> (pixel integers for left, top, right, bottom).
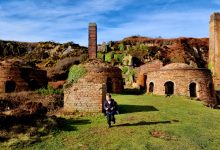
<box><xmin>104</xmin><ymin>52</ymin><xmax>114</xmax><ymax>62</ymax></box>
<box><xmin>121</xmin><ymin>66</ymin><xmax>129</xmax><ymax>74</ymax></box>
<box><xmin>36</xmin><ymin>86</ymin><xmax>63</xmax><ymax>95</ymax></box>
<box><xmin>118</xmin><ymin>43</ymin><xmax>125</xmax><ymax>52</ymax></box>
<box><xmin>3</xmin><ymin>94</ymin><xmax>219</xmax><ymax>150</ymax></box>
<box><xmin>66</xmin><ymin>65</ymin><xmax>87</xmax><ymax>84</ymax></box>
<box><xmin>123</xmin><ymin>67</ymin><xmax>136</xmax><ymax>84</ymax></box>
<box><xmin>113</xmin><ymin>53</ymin><xmax>125</xmax><ymax>63</ymax></box>
<box><xmin>208</xmin><ymin>62</ymin><xmax>214</xmax><ymax>74</ymax></box>
<box><xmin>97</xmin><ymin>52</ymin><xmax>104</xmax><ymax>61</ymax></box>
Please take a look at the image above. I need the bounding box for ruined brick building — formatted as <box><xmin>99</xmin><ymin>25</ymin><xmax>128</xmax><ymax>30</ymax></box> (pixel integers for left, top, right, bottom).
<box><xmin>0</xmin><ymin>59</ymin><xmax>47</xmax><ymax>93</ymax></box>
<box><xmin>64</xmin><ymin>23</ymin><xmax>123</xmax><ymax>112</ymax></box>
<box><xmin>65</xmin><ymin>13</ymin><xmax>220</xmax><ymax>112</ymax></box>
<box><xmin>136</xmin><ymin>13</ymin><xmax>220</xmax><ymax>102</ymax></box>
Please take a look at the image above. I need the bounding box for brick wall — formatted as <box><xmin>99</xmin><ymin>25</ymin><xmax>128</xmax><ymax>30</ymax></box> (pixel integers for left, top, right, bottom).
<box><xmin>83</xmin><ymin>66</ymin><xmax>123</xmax><ymax>93</ymax></box>
<box><xmin>64</xmin><ymin>82</ymin><xmax>106</xmax><ymax>112</ymax></box>
<box><xmin>147</xmin><ymin>69</ymin><xmax>213</xmax><ymax>101</ymax></box>
<box><xmin>136</xmin><ymin>60</ymin><xmax>163</xmax><ymax>88</ymax></box>
<box><xmin>209</xmin><ymin>13</ymin><xmax>220</xmax><ymax>90</ymax></box>
<box><xmin>88</xmin><ymin>23</ymin><xmax>97</xmax><ymax>59</ymax></box>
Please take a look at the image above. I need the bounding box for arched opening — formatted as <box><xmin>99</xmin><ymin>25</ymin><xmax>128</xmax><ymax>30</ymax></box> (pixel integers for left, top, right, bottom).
<box><xmin>149</xmin><ymin>82</ymin><xmax>154</xmax><ymax>93</ymax></box>
<box><xmin>209</xmin><ymin>83</ymin><xmax>214</xmax><ymax>97</ymax></box>
<box><xmin>189</xmin><ymin>82</ymin><xmax>197</xmax><ymax>97</ymax></box>
<box><xmin>143</xmin><ymin>75</ymin><xmax>147</xmax><ymax>89</ymax></box>
<box><xmin>140</xmin><ymin>75</ymin><xmax>147</xmax><ymax>90</ymax></box>
<box><xmin>28</xmin><ymin>80</ymin><xmax>39</xmax><ymax>90</ymax></box>
<box><xmin>107</xmin><ymin>77</ymin><xmax>113</xmax><ymax>93</ymax></box>
<box><xmin>164</xmin><ymin>81</ymin><xmax>174</xmax><ymax>96</ymax></box>
<box><xmin>5</xmin><ymin>80</ymin><xmax>16</xmax><ymax>93</ymax></box>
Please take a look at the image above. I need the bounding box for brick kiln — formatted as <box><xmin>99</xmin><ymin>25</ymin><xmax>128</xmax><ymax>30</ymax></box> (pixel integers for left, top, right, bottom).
<box><xmin>64</xmin><ymin>59</ymin><xmax>123</xmax><ymax>112</ymax></box>
<box><xmin>0</xmin><ymin>59</ymin><xmax>47</xmax><ymax>93</ymax></box>
<box><xmin>136</xmin><ymin>60</ymin><xmax>163</xmax><ymax>89</ymax></box>
<box><xmin>145</xmin><ymin>63</ymin><xmax>214</xmax><ymax>101</ymax></box>
<box><xmin>64</xmin><ymin>23</ymin><xmax>123</xmax><ymax>112</ymax></box>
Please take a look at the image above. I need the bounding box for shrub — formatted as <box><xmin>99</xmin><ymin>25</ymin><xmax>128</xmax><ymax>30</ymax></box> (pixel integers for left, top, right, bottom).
<box><xmin>118</xmin><ymin>54</ymin><xmax>125</xmax><ymax>63</ymax></box>
<box><xmin>105</xmin><ymin>52</ymin><xmax>114</xmax><ymax>62</ymax></box>
<box><xmin>67</xmin><ymin>65</ymin><xmax>87</xmax><ymax>84</ymax></box>
<box><xmin>118</xmin><ymin>43</ymin><xmax>125</xmax><ymax>51</ymax></box>
<box><xmin>114</xmin><ymin>54</ymin><xmax>125</xmax><ymax>63</ymax></box>
<box><xmin>47</xmin><ymin>57</ymin><xmax>80</xmax><ymax>81</ymax></box>
<box><xmin>97</xmin><ymin>52</ymin><xmax>104</xmax><ymax>60</ymax></box>
<box><xmin>139</xmin><ymin>43</ymin><xmax>148</xmax><ymax>51</ymax></box>
<box><xmin>79</xmin><ymin>54</ymin><xmax>88</xmax><ymax>62</ymax></box>
<box><xmin>121</xmin><ymin>66</ymin><xmax>129</xmax><ymax>74</ymax></box>
<box><xmin>129</xmin><ymin>68</ymin><xmax>136</xmax><ymax>76</ymax></box>
<box><xmin>36</xmin><ymin>86</ymin><xmax>63</xmax><ymax>95</ymax></box>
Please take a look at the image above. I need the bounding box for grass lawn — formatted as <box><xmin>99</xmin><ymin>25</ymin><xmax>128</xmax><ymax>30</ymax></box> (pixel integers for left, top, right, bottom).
<box><xmin>2</xmin><ymin>94</ymin><xmax>220</xmax><ymax>150</ymax></box>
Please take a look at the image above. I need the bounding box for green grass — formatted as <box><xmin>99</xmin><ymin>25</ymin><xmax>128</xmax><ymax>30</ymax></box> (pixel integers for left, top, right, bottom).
<box><xmin>2</xmin><ymin>94</ymin><xmax>220</xmax><ymax>150</ymax></box>
<box><xmin>36</xmin><ymin>86</ymin><xmax>63</xmax><ymax>95</ymax></box>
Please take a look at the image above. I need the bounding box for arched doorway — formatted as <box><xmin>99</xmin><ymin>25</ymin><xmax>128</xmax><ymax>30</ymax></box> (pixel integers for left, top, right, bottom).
<box><xmin>5</xmin><ymin>80</ymin><xmax>16</xmax><ymax>93</ymax></box>
<box><xmin>149</xmin><ymin>82</ymin><xmax>154</xmax><ymax>93</ymax></box>
<box><xmin>189</xmin><ymin>82</ymin><xmax>197</xmax><ymax>97</ymax></box>
<box><xmin>28</xmin><ymin>80</ymin><xmax>39</xmax><ymax>90</ymax></box>
<box><xmin>164</xmin><ymin>81</ymin><xmax>174</xmax><ymax>96</ymax></box>
<box><xmin>209</xmin><ymin>83</ymin><xmax>214</xmax><ymax>97</ymax></box>
<box><xmin>143</xmin><ymin>75</ymin><xmax>147</xmax><ymax>89</ymax></box>
<box><xmin>107</xmin><ymin>77</ymin><xmax>113</xmax><ymax>93</ymax></box>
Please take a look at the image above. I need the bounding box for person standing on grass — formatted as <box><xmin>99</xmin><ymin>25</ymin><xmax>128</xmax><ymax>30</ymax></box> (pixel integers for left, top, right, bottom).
<box><xmin>104</xmin><ymin>93</ymin><xmax>119</xmax><ymax>128</ymax></box>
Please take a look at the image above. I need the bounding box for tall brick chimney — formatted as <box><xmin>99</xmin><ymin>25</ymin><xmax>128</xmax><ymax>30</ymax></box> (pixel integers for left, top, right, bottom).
<box><xmin>88</xmin><ymin>23</ymin><xmax>97</xmax><ymax>59</ymax></box>
<box><xmin>209</xmin><ymin>12</ymin><xmax>220</xmax><ymax>90</ymax></box>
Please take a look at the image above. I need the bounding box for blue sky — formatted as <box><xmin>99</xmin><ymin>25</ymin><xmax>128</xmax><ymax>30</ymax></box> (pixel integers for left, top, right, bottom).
<box><xmin>0</xmin><ymin>0</ymin><xmax>219</xmax><ymax>46</ymax></box>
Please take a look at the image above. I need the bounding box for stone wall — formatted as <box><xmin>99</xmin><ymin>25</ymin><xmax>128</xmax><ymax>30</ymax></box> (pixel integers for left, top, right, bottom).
<box><xmin>88</xmin><ymin>23</ymin><xmax>97</xmax><ymax>59</ymax></box>
<box><xmin>147</xmin><ymin>69</ymin><xmax>213</xmax><ymax>101</ymax></box>
<box><xmin>209</xmin><ymin>13</ymin><xmax>220</xmax><ymax>90</ymax></box>
<box><xmin>64</xmin><ymin>82</ymin><xmax>106</xmax><ymax>112</ymax></box>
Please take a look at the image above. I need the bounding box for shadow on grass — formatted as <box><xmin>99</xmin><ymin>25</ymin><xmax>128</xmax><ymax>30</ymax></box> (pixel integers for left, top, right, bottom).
<box><xmin>114</xmin><ymin>120</ymin><xmax>179</xmax><ymax>127</ymax></box>
<box><xmin>121</xmin><ymin>89</ymin><xmax>146</xmax><ymax>95</ymax></box>
<box><xmin>55</xmin><ymin>117</ymin><xmax>91</xmax><ymax>132</ymax></box>
<box><xmin>0</xmin><ymin>115</ymin><xmax>91</xmax><ymax>145</ymax></box>
<box><xmin>0</xmin><ymin>136</ymin><xmax>9</xmax><ymax>142</ymax></box>
<box><xmin>119</xmin><ymin>105</ymin><xmax>158</xmax><ymax>114</ymax></box>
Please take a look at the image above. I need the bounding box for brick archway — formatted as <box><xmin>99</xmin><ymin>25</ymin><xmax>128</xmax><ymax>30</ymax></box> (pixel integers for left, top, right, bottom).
<box><xmin>5</xmin><ymin>80</ymin><xmax>16</xmax><ymax>93</ymax></box>
<box><xmin>149</xmin><ymin>82</ymin><xmax>154</xmax><ymax>93</ymax></box>
<box><xmin>189</xmin><ymin>82</ymin><xmax>197</xmax><ymax>97</ymax></box>
<box><xmin>164</xmin><ymin>81</ymin><xmax>174</xmax><ymax>96</ymax></box>
<box><xmin>28</xmin><ymin>80</ymin><xmax>40</xmax><ymax>90</ymax></box>
<box><xmin>208</xmin><ymin>82</ymin><xmax>214</xmax><ymax>97</ymax></box>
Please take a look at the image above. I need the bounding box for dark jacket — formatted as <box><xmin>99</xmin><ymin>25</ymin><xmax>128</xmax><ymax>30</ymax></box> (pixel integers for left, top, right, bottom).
<box><xmin>104</xmin><ymin>99</ymin><xmax>118</xmax><ymax>114</ymax></box>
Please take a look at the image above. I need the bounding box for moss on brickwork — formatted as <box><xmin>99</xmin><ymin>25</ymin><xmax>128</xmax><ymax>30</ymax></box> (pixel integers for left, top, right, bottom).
<box><xmin>208</xmin><ymin>62</ymin><xmax>214</xmax><ymax>76</ymax></box>
<box><xmin>66</xmin><ymin>65</ymin><xmax>87</xmax><ymax>84</ymax></box>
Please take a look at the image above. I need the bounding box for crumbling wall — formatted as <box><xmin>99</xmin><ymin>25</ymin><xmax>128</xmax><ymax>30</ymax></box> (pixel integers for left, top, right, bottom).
<box><xmin>64</xmin><ymin>82</ymin><xmax>106</xmax><ymax>112</ymax></box>
<box><xmin>136</xmin><ymin>60</ymin><xmax>163</xmax><ymax>88</ymax></box>
<box><xmin>0</xmin><ymin>64</ymin><xmax>47</xmax><ymax>93</ymax></box>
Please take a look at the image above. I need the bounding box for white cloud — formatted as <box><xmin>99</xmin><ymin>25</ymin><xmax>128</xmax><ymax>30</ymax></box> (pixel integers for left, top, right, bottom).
<box><xmin>0</xmin><ymin>0</ymin><xmax>218</xmax><ymax>46</ymax></box>
<box><xmin>0</xmin><ymin>0</ymin><xmax>134</xmax><ymax>45</ymax></box>
<box><xmin>97</xmin><ymin>10</ymin><xmax>212</xmax><ymax>44</ymax></box>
